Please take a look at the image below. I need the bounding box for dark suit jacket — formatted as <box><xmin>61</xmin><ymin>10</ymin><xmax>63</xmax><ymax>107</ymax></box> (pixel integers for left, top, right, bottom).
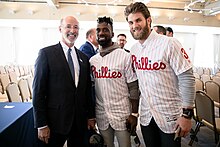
<box><xmin>79</xmin><ymin>41</ymin><xmax>97</xmax><ymax>59</ymax></box>
<box><xmin>32</xmin><ymin>42</ymin><xmax>95</xmax><ymax>135</ymax></box>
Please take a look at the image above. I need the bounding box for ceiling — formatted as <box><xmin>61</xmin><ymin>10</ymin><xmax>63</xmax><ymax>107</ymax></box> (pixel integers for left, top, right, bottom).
<box><xmin>0</xmin><ymin>0</ymin><xmax>220</xmax><ymax>27</ymax></box>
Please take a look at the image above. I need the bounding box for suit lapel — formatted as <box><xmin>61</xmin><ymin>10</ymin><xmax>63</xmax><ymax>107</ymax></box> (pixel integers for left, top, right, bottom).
<box><xmin>74</xmin><ymin>46</ymin><xmax>82</xmax><ymax>77</ymax></box>
<box><xmin>74</xmin><ymin>47</ymin><xmax>86</xmax><ymax>90</ymax></box>
<box><xmin>54</xmin><ymin>43</ymin><xmax>76</xmax><ymax>86</ymax></box>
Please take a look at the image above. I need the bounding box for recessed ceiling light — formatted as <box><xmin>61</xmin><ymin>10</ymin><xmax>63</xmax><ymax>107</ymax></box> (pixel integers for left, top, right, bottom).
<box><xmin>76</xmin><ymin>12</ymin><xmax>81</xmax><ymax>16</ymax></box>
<box><xmin>9</xmin><ymin>9</ymin><xmax>16</xmax><ymax>14</ymax></box>
<box><xmin>152</xmin><ymin>15</ymin><xmax>159</xmax><ymax>19</ymax></box>
<box><xmin>27</xmin><ymin>9</ymin><xmax>34</xmax><ymax>15</ymax></box>
<box><xmin>184</xmin><ymin>17</ymin><xmax>190</xmax><ymax>22</ymax></box>
<box><xmin>168</xmin><ymin>16</ymin><xmax>175</xmax><ymax>21</ymax></box>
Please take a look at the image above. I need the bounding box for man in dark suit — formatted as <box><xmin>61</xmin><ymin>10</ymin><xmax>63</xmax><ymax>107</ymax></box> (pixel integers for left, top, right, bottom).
<box><xmin>32</xmin><ymin>16</ymin><xmax>96</xmax><ymax>147</ymax></box>
<box><xmin>79</xmin><ymin>28</ymin><xmax>99</xmax><ymax>59</ymax></box>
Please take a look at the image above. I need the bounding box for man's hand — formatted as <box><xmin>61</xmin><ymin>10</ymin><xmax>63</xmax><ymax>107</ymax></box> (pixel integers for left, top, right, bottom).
<box><xmin>38</xmin><ymin>126</ymin><xmax>50</xmax><ymax>144</ymax></box>
<box><xmin>126</xmin><ymin>115</ymin><xmax>138</xmax><ymax>135</ymax></box>
<box><xmin>174</xmin><ymin>116</ymin><xmax>192</xmax><ymax>138</ymax></box>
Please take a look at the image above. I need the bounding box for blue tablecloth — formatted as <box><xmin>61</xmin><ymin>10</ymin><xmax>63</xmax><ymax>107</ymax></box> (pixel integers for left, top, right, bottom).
<box><xmin>0</xmin><ymin>102</ymin><xmax>43</xmax><ymax>147</ymax></box>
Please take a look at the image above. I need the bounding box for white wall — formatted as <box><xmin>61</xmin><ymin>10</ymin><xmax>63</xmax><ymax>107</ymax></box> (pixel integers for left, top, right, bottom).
<box><xmin>0</xmin><ymin>19</ymin><xmax>220</xmax><ymax>70</ymax></box>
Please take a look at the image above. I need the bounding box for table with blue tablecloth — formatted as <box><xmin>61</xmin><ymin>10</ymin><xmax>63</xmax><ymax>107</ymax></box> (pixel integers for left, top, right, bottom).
<box><xmin>0</xmin><ymin>102</ymin><xmax>44</xmax><ymax>147</ymax></box>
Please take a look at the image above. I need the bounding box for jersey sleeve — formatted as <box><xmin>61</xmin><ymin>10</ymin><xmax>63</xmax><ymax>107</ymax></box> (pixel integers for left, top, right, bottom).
<box><xmin>167</xmin><ymin>38</ymin><xmax>193</xmax><ymax>76</ymax></box>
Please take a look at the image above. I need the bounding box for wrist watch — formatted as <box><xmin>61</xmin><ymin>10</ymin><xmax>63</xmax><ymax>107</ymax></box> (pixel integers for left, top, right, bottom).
<box><xmin>131</xmin><ymin>113</ymin><xmax>139</xmax><ymax>117</ymax></box>
<box><xmin>181</xmin><ymin>108</ymin><xmax>194</xmax><ymax>119</ymax></box>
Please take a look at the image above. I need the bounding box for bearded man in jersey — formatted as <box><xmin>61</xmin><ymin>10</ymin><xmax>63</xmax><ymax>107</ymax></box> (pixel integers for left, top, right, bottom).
<box><xmin>89</xmin><ymin>16</ymin><xmax>140</xmax><ymax>147</ymax></box>
<box><xmin>124</xmin><ymin>2</ymin><xmax>195</xmax><ymax>147</ymax></box>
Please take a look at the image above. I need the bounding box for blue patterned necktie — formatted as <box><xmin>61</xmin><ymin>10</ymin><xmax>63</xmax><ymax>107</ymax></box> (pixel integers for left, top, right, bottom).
<box><xmin>68</xmin><ymin>48</ymin><xmax>75</xmax><ymax>81</ymax></box>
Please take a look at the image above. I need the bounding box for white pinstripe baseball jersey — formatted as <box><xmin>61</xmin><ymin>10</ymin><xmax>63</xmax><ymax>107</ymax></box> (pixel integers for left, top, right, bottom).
<box><xmin>130</xmin><ymin>30</ymin><xmax>193</xmax><ymax>133</ymax></box>
<box><xmin>90</xmin><ymin>48</ymin><xmax>137</xmax><ymax>131</ymax></box>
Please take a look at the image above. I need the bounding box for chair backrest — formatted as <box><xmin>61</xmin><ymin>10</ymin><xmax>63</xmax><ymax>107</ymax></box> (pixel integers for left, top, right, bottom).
<box><xmin>216</xmin><ymin>72</ymin><xmax>220</xmax><ymax>77</ymax></box>
<box><xmin>0</xmin><ymin>74</ymin><xmax>11</xmax><ymax>94</ymax></box>
<box><xmin>0</xmin><ymin>81</ymin><xmax>3</xmax><ymax>94</ymax></box>
<box><xmin>30</xmin><ymin>66</ymin><xmax>35</xmax><ymax>77</ymax></box>
<box><xmin>205</xmin><ymin>81</ymin><xmax>220</xmax><ymax>103</ymax></box>
<box><xmin>18</xmin><ymin>78</ymin><xmax>31</xmax><ymax>102</ymax></box>
<box><xmin>192</xmin><ymin>66</ymin><xmax>197</xmax><ymax>73</ymax></box>
<box><xmin>26</xmin><ymin>76</ymin><xmax>33</xmax><ymax>98</ymax></box>
<box><xmin>201</xmin><ymin>74</ymin><xmax>211</xmax><ymax>84</ymax></box>
<box><xmin>203</xmin><ymin>68</ymin><xmax>211</xmax><ymax>75</ymax></box>
<box><xmin>197</xmin><ymin>67</ymin><xmax>204</xmax><ymax>76</ymax></box>
<box><xmin>193</xmin><ymin>72</ymin><xmax>200</xmax><ymax>79</ymax></box>
<box><xmin>212</xmin><ymin>75</ymin><xmax>220</xmax><ymax>86</ymax></box>
<box><xmin>195</xmin><ymin>78</ymin><xmax>204</xmax><ymax>91</ymax></box>
<box><xmin>14</xmin><ymin>66</ymin><xmax>21</xmax><ymax>78</ymax></box>
<box><xmin>23</xmin><ymin>66</ymin><xmax>29</xmax><ymax>76</ymax></box>
<box><xmin>19</xmin><ymin>66</ymin><xmax>25</xmax><ymax>77</ymax></box>
<box><xmin>0</xmin><ymin>66</ymin><xmax>6</xmax><ymax>74</ymax></box>
<box><xmin>4</xmin><ymin>65</ymin><xmax>14</xmax><ymax>74</ymax></box>
<box><xmin>9</xmin><ymin>71</ymin><xmax>18</xmax><ymax>84</ymax></box>
<box><xmin>6</xmin><ymin>82</ymin><xmax>22</xmax><ymax>102</ymax></box>
<box><xmin>195</xmin><ymin>91</ymin><xmax>216</xmax><ymax>129</ymax></box>
<box><xmin>0</xmin><ymin>91</ymin><xmax>8</xmax><ymax>102</ymax></box>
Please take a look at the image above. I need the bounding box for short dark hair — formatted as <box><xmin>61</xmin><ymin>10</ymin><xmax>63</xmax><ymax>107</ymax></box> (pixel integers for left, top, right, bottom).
<box><xmin>154</xmin><ymin>25</ymin><xmax>166</xmax><ymax>35</ymax></box>
<box><xmin>124</xmin><ymin>2</ymin><xmax>151</xmax><ymax>21</ymax></box>
<box><xmin>117</xmin><ymin>34</ymin><xmax>126</xmax><ymax>38</ymax></box>
<box><xmin>166</xmin><ymin>27</ymin><xmax>173</xmax><ymax>33</ymax></box>
<box><xmin>97</xmin><ymin>16</ymin><xmax>113</xmax><ymax>30</ymax></box>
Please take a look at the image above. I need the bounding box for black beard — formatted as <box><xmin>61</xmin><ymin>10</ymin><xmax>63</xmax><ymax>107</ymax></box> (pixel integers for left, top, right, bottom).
<box><xmin>98</xmin><ymin>38</ymin><xmax>112</xmax><ymax>48</ymax></box>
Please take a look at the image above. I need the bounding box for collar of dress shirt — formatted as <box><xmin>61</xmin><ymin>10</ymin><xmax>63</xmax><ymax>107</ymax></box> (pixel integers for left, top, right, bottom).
<box><xmin>60</xmin><ymin>41</ymin><xmax>76</xmax><ymax>55</ymax></box>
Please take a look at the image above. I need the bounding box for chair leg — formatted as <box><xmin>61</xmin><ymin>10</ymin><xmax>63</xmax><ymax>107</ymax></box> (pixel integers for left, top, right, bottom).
<box><xmin>214</xmin><ymin>132</ymin><xmax>219</xmax><ymax>144</ymax></box>
<box><xmin>219</xmin><ymin>108</ymin><xmax>220</xmax><ymax>118</ymax></box>
<box><xmin>188</xmin><ymin>121</ymin><xmax>202</xmax><ymax>146</ymax></box>
<box><xmin>190</xmin><ymin>128</ymin><xmax>198</xmax><ymax>142</ymax></box>
<box><xmin>216</xmin><ymin>139</ymin><xmax>220</xmax><ymax>147</ymax></box>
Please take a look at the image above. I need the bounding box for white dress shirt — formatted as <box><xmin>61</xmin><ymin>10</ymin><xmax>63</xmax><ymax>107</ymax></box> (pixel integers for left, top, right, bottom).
<box><xmin>60</xmin><ymin>41</ymin><xmax>79</xmax><ymax>87</ymax></box>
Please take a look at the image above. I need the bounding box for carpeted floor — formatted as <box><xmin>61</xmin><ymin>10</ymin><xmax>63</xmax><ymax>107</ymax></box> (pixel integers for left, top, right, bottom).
<box><xmin>134</xmin><ymin>119</ymin><xmax>217</xmax><ymax>147</ymax></box>
<box><xmin>181</xmin><ymin>121</ymin><xmax>217</xmax><ymax>147</ymax></box>
<box><xmin>63</xmin><ymin>119</ymin><xmax>218</xmax><ymax>147</ymax></box>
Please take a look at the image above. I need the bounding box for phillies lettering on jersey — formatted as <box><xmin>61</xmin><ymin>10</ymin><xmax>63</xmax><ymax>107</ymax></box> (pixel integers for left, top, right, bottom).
<box><xmin>129</xmin><ymin>30</ymin><xmax>193</xmax><ymax>134</ymax></box>
<box><xmin>91</xmin><ymin>65</ymin><xmax>122</xmax><ymax>78</ymax></box>
<box><xmin>131</xmin><ymin>55</ymin><xmax>166</xmax><ymax>70</ymax></box>
<box><xmin>89</xmin><ymin>49</ymin><xmax>137</xmax><ymax>131</ymax></box>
